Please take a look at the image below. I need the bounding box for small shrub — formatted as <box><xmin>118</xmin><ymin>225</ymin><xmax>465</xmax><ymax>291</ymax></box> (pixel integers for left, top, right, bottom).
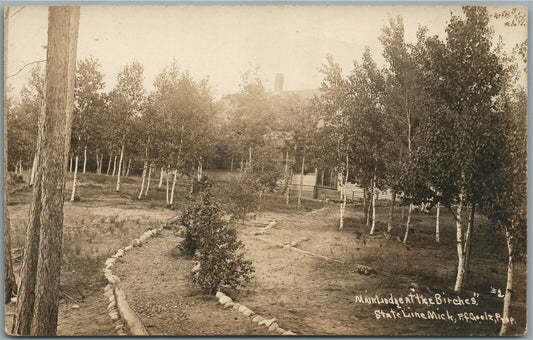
<box><xmin>179</xmin><ymin>188</ymin><xmax>254</xmax><ymax>293</ymax></box>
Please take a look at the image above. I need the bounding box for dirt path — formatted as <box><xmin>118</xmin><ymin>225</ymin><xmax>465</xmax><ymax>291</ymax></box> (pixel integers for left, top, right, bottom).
<box><xmin>113</xmin><ymin>229</ymin><xmax>270</xmax><ymax>335</ymax></box>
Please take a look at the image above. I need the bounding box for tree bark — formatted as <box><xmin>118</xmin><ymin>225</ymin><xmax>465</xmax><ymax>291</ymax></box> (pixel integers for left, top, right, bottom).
<box><xmin>69</xmin><ymin>157</ymin><xmax>72</xmax><ymax>173</ymax></box>
<box><xmin>230</xmin><ymin>153</ymin><xmax>234</xmax><ymax>171</ymax></box>
<box><xmin>499</xmin><ymin>227</ymin><xmax>514</xmax><ymax>335</ymax></box>
<box><xmin>82</xmin><ymin>145</ymin><xmax>87</xmax><ymax>173</ymax></box>
<box><xmin>95</xmin><ymin>153</ymin><xmax>99</xmax><ymax>174</ymax></box>
<box><xmin>70</xmin><ymin>155</ymin><xmax>78</xmax><ymax>202</ymax></box>
<box><xmin>367</xmin><ymin>179</ymin><xmax>374</xmax><ymax>229</ymax></box>
<box><xmin>387</xmin><ymin>191</ymin><xmax>396</xmax><ymax>234</ymax></box>
<box><xmin>115</xmin><ymin>144</ymin><xmax>124</xmax><ymax>191</ymax></box>
<box><xmin>297</xmin><ymin>150</ymin><xmax>306</xmax><ymax>209</ymax></box>
<box><xmin>15</xmin><ymin>7</ymin><xmax>79</xmax><ymax>335</ymax></box>
<box><xmin>3</xmin><ymin>8</ymin><xmax>17</xmax><ymax>303</ymax></box>
<box><xmin>29</xmin><ymin>153</ymin><xmax>37</xmax><ymax>186</ymax></box>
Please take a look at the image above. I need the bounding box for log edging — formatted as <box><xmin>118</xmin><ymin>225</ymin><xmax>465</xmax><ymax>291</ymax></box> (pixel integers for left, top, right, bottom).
<box><xmin>102</xmin><ymin>228</ymin><xmax>160</xmax><ymax>335</ymax></box>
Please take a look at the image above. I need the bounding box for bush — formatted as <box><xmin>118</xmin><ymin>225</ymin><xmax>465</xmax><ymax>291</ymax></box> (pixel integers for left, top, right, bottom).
<box><xmin>179</xmin><ymin>189</ymin><xmax>254</xmax><ymax>293</ymax></box>
<box><xmin>215</xmin><ymin>172</ymin><xmax>261</xmax><ymax>222</ymax></box>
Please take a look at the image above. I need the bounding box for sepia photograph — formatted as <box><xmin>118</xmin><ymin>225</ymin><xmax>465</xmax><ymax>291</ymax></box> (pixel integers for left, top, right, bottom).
<box><xmin>3</xmin><ymin>3</ymin><xmax>528</xmax><ymax>336</ymax></box>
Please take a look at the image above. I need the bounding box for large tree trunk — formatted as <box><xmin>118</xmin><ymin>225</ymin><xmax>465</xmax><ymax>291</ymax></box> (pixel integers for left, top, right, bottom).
<box><xmin>145</xmin><ymin>163</ymin><xmax>152</xmax><ymax>195</ymax></box>
<box><xmin>15</xmin><ymin>7</ymin><xmax>79</xmax><ymax>335</ymax></box>
<box><xmin>82</xmin><ymin>145</ymin><xmax>87</xmax><ymax>173</ymax></box>
<box><xmin>499</xmin><ymin>227</ymin><xmax>514</xmax><ymax>335</ymax></box>
<box><xmin>454</xmin><ymin>188</ymin><xmax>466</xmax><ymax>292</ymax></box>
<box><xmin>3</xmin><ymin>8</ymin><xmax>17</xmax><ymax>303</ymax></box>
<box><xmin>115</xmin><ymin>144</ymin><xmax>124</xmax><ymax>191</ymax></box>
<box><xmin>70</xmin><ymin>156</ymin><xmax>78</xmax><ymax>202</ymax></box>
<box><xmin>435</xmin><ymin>202</ymin><xmax>441</xmax><ymax>243</ymax></box>
<box><xmin>387</xmin><ymin>191</ymin><xmax>396</xmax><ymax>234</ymax></box>
<box><xmin>14</xmin><ymin>84</ymin><xmax>47</xmax><ymax>336</ymax></box>
<box><xmin>138</xmin><ymin>161</ymin><xmax>147</xmax><ymax>200</ymax></box>
<box><xmin>297</xmin><ymin>150</ymin><xmax>306</xmax><ymax>209</ymax></box>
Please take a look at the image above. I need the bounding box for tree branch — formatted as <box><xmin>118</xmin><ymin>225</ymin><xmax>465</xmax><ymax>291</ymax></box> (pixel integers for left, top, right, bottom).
<box><xmin>7</xmin><ymin>59</ymin><xmax>47</xmax><ymax>79</ymax></box>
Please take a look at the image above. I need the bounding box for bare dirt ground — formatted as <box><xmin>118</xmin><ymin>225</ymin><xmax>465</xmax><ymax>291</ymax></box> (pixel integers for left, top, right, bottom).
<box><xmin>5</xmin><ymin>172</ymin><xmax>526</xmax><ymax>336</ymax></box>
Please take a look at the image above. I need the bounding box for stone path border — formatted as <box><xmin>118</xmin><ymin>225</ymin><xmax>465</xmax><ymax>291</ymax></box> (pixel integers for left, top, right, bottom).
<box><xmin>214</xmin><ymin>291</ymin><xmax>296</xmax><ymax>335</ymax></box>
<box><xmin>101</xmin><ymin>228</ymin><xmax>162</xmax><ymax>336</ymax></box>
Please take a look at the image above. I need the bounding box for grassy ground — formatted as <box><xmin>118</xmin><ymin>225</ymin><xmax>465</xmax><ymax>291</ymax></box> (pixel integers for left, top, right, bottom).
<box><xmin>5</xmin><ymin>171</ymin><xmax>526</xmax><ymax>336</ymax></box>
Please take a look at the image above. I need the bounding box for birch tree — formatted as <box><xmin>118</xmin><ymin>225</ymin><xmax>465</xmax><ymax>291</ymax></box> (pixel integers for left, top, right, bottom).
<box><xmin>109</xmin><ymin>62</ymin><xmax>145</xmax><ymax>192</ymax></box>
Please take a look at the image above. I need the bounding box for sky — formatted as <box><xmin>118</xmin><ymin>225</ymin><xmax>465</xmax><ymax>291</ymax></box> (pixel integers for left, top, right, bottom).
<box><xmin>5</xmin><ymin>5</ymin><xmax>528</xmax><ymax>100</ymax></box>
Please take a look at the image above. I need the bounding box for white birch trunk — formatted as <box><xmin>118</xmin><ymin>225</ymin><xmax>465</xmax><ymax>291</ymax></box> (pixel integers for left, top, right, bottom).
<box><xmin>69</xmin><ymin>157</ymin><xmax>73</xmax><ymax>173</ymax></box>
<box><xmin>339</xmin><ymin>155</ymin><xmax>349</xmax><ymax>230</ymax></box>
<box><xmin>454</xmin><ymin>190</ymin><xmax>465</xmax><ymax>292</ymax></box>
<box><xmin>125</xmin><ymin>158</ymin><xmax>131</xmax><ymax>177</ymax></box>
<box><xmin>145</xmin><ymin>164</ymin><xmax>152</xmax><ymax>195</ymax></box>
<box><xmin>138</xmin><ymin>161</ymin><xmax>147</xmax><ymax>200</ymax></box>
<box><xmin>106</xmin><ymin>153</ymin><xmax>112</xmax><ymax>175</ymax></box>
<box><xmin>83</xmin><ymin>146</ymin><xmax>87</xmax><ymax>173</ymax></box>
<box><xmin>70</xmin><ymin>156</ymin><xmax>78</xmax><ymax>202</ymax></box>
<box><xmin>95</xmin><ymin>153</ymin><xmax>99</xmax><ymax>174</ymax></box>
<box><xmin>499</xmin><ymin>228</ymin><xmax>514</xmax><ymax>336</ymax></box>
<box><xmin>112</xmin><ymin>155</ymin><xmax>117</xmax><ymax>176</ymax></box>
<box><xmin>248</xmin><ymin>146</ymin><xmax>252</xmax><ymax>169</ymax></box>
<box><xmin>403</xmin><ymin>204</ymin><xmax>413</xmax><ymax>243</ymax></box>
<box><xmin>115</xmin><ymin>144</ymin><xmax>124</xmax><ymax>191</ymax></box>
<box><xmin>370</xmin><ymin>189</ymin><xmax>378</xmax><ymax>235</ymax></box>
<box><xmin>387</xmin><ymin>192</ymin><xmax>396</xmax><ymax>233</ymax></box>
<box><xmin>169</xmin><ymin>170</ymin><xmax>177</xmax><ymax>205</ymax></box>
<box><xmin>165</xmin><ymin>168</ymin><xmax>170</xmax><ymax>204</ymax></box>
<box><xmin>297</xmin><ymin>150</ymin><xmax>305</xmax><ymax>209</ymax></box>
<box><xmin>158</xmin><ymin>167</ymin><xmax>163</xmax><ymax>188</ymax></box>
<box><xmin>197</xmin><ymin>160</ymin><xmax>202</xmax><ymax>181</ymax></box>
<box><xmin>436</xmin><ymin>202</ymin><xmax>441</xmax><ymax>243</ymax></box>
<box><xmin>230</xmin><ymin>154</ymin><xmax>234</xmax><ymax>171</ymax></box>
<box><xmin>99</xmin><ymin>154</ymin><xmax>104</xmax><ymax>174</ymax></box>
